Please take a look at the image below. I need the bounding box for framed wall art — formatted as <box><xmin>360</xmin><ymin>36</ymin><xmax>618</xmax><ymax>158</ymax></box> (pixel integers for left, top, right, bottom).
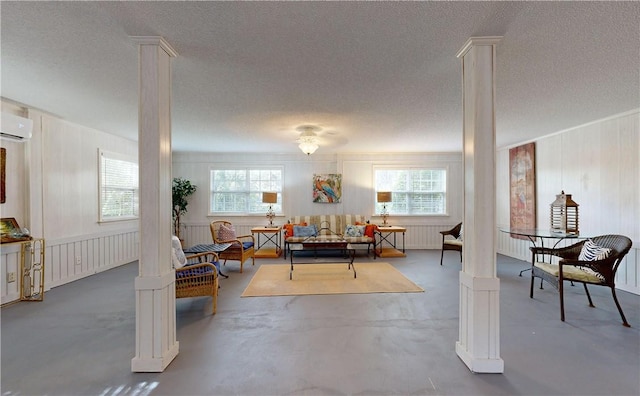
<box><xmin>1</xmin><ymin>217</ymin><xmax>31</xmax><ymax>243</ymax></box>
<box><xmin>313</xmin><ymin>174</ymin><xmax>342</xmax><ymax>203</ymax></box>
<box><xmin>1</xmin><ymin>148</ymin><xmax>5</xmax><ymax>203</ymax></box>
<box><xmin>509</xmin><ymin>142</ymin><xmax>536</xmax><ymax>239</ymax></box>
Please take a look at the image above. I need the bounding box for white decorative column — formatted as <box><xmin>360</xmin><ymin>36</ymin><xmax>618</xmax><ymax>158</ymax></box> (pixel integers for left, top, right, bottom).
<box><xmin>130</xmin><ymin>36</ymin><xmax>178</xmax><ymax>372</ymax></box>
<box><xmin>455</xmin><ymin>37</ymin><xmax>504</xmax><ymax>373</ymax></box>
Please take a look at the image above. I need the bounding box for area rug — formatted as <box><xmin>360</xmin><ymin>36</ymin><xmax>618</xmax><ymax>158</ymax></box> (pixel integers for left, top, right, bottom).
<box><xmin>241</xmin><ymin>262</ymin><xmax>424</xmax><ymax>297</ymax></box>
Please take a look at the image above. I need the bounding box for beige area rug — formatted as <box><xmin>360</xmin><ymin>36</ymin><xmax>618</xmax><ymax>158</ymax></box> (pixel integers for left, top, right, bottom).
<box><xmin>241</xmin><ymin>262</ymin><xmax>424</xmax><ymax>297</ymax></box>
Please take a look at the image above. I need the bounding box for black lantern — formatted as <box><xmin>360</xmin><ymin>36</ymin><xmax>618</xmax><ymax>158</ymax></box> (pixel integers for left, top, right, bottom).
<box><xmin>550</xmin><ymin>191</ymin><xmax>579</xmax><ymax>234</ymax></box>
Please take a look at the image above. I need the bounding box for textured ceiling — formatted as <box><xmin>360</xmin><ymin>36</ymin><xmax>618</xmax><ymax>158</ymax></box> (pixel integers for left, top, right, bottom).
<box><xmin>2</xmin><ymin>1</ymin><xmax>639</xmax><ymax>154</ymax></box>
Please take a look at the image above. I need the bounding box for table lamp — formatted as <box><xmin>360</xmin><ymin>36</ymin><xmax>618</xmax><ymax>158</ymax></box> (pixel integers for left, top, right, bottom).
<box><xmin>377</xmin><ymin>191</ymin><xmax>392</xmax><ymax>226</ymax></box>
<box><xmin>262</xmin><ymin>192</ymin><xmax>278</xmax><ymax>227</ymax></box>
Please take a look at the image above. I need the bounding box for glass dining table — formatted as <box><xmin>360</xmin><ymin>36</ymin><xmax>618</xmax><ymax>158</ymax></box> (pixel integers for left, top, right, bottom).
<box><xmin>499</xmin><ymin>228</ymin><xmax>585</xmax><ymax>276</ymax></box>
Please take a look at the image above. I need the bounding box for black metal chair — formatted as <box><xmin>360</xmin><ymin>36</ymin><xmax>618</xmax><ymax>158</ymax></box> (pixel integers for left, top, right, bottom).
<box><xmin>439</xmin><ymin>223</ymin><xmax>462</xmax><ymax>265</ymax></box>
<box><xmin>529</xmin><ymin>234</ymin><xmax>633</xmax><ymax>327</ymax></box>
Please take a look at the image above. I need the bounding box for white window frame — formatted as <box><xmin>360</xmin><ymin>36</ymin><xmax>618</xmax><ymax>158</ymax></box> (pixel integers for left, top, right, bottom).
<box><xmin>374</xmin><ymin>166</ymin><xmax>448</xmax><ymax>216</ymax></box>
<box><xmin>209</xmin><ymin>166</ymin><xmax>283</xmax><ymax>216</ymax></box>
<box><xmin>98</xmin><ymin>149</ymin><xmax>139</xmax><ymax>222</ymax></box>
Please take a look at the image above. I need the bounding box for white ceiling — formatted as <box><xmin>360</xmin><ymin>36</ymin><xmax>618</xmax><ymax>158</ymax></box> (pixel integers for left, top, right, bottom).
<box><xmin>2</xmin><ymin>1</ymin><xmax>639</xmax><ymax>154</ymax></box>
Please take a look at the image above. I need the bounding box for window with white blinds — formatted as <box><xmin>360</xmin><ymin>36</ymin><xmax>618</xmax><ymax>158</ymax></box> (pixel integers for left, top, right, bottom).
<box><xmin>98</xmin><ymin>149</ymin><xmax>139</xmax><ymax>222</ymax></box>
<box><xmin>210</xmin><ymin>168</ymin><xmax>283</xmax><ymax>215</ymax></box>
<box><xmin>374</xmin><ymin>168</ymin><xmax>447</xmax><ymax>215</ymax></box>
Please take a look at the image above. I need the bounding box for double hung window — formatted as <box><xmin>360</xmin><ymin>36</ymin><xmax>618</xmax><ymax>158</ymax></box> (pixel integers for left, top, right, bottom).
<box><xmin>374</xmin><ymin>168</ymin><xmax>447</xmax><ymax>215</ymax></box>
<box><xmin>98</xmin><ymin>149</ymin><xmax>139</xmax><ymax>222</ymax></box>
<box><xmin>210</xmin><ymin>168</ymin><xmax>283</xmax><ymax>215</ymax></box>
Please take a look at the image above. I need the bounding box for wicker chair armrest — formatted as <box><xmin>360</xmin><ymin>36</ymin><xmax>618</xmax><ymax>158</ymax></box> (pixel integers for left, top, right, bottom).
<box><xmin>530</xmin><ymin>246</ymin><xmax>557</xmax><ymax>255</ymax></box>
<box><xmin>218</xmin><ymin>238</ymin><xmax>242</xmax><ymax>245</ymax></box>
<box><xmin>176</xmin><ymin>262</ymin><xmax>218</xmax><ymax>279</ymax></box>
<box><xmin>560</xmin><ymin>257</ymin><xmax>615</xmax><ymax>280</ymax></box>
<box><xmin>530</xmin><ymin>241</ymin><xmax>585</xmax><ymax>259</ymax></box>
<box><xmin>440</xmin><ymin>223</ymin><xmax>462</xmax><ymax>239</ymax></box>
<box><xmin>236</xmin><ymin>234</ymin><xmax>255</xmax><ymax>243</ymax></box>
<box><xmin>559</xmin><ymin>258</ymin><xmax>591</xmax><ymax>267</ymax></box>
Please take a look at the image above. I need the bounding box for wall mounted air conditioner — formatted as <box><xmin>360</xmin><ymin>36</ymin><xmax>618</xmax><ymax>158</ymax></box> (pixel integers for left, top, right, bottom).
<box><xmin>1</xmin><ymin>112</ymin><xmax>33</xmax><ymax>142</ymax></box>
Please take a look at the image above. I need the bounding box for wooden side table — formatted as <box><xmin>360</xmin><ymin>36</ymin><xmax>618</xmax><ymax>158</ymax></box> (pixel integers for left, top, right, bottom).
<box><xmin>251</xmin><ymin>226</ymin><xmax>283</xmax><ymax>258</ymax></box>
<box><xmin>375</xmin><ymin>226</ymin><xmax>406</xmax><ymax>257</ymax></box>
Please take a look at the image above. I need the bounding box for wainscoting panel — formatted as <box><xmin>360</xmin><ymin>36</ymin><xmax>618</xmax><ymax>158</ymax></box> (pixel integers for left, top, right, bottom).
<box><xmin>616</xmin><ymin>247</ymin><xmax>639</xmax><ymax>295</ymax></box>
<box><xmin>46</xmin><ymin>230</ymin><xmax>139</xmax><ymax>289</ymax></box>
<box><xmin>1</xmin><ymin>246</ymin><xmax>22</xmax><ymax>304</ymax></box>
<box><xmin>1</xmin><ymin>230</ymin><xmax>139</xmax><ymax>305</ymax></box>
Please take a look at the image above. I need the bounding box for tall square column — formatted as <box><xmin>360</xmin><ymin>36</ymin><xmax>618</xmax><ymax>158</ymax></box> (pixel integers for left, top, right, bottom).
<box><xmin>455</xmin><ymin>36</ymin><xmax>504</xmax><ymax>373</ymax></box>
<box><xmin>130</xmin><ymin>36</ymin><xmax>179</xmax><ymax>372</ymax></box>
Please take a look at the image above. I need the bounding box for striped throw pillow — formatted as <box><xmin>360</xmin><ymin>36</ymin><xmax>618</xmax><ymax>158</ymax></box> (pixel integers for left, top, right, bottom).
<box><xmin>578</xmin><ymin>239</ymin><xmax>611</xmax><ymax>261</ymax></box>
<box><xmin>577</xmin><ymin>239</ymin><xmax>610</xmax><ymax>281</ymax></box>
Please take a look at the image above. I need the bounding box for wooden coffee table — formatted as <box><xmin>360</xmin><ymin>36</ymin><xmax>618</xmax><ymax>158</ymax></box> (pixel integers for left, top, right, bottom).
<box><xmin>288</xmin><ymin>240</ymin><xmax>356</xmax><ymax>279</ymax></box>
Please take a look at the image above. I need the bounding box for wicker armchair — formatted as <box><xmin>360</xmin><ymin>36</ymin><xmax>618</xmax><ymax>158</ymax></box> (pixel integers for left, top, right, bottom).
<box><xmin>530</xmin><ymin>234</ymin><xmax>632</xmax><ymax>327</ymax></box>
<box><xmin>172</xmin><ymin>236</ymin><xmax>219</xmax><ymax>315</ymax></box>
<box><xmin>439</xmin><ymin>223</ymin><xmax>463</xmax><ymax>265</ymax></box>
<box><xmin>210</xmin><ymin>221</ymin><xmax>255</xmax><ymax>273</ymax></box>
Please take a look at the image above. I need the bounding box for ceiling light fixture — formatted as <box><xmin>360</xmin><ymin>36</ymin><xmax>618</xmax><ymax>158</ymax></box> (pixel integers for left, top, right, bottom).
<box><xmin>297</xmin><ymin>126</ymin><xmax>320</xmax><ymax>155</ymax></box>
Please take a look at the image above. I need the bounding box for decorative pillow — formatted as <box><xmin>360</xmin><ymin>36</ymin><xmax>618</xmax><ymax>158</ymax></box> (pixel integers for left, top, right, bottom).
<box><xmin>356</xmin><ymin>221</ymin><xmax>377</xmax><ymax>238</ymax></box>
<box><xmin>578</xmin><ymin>239</ymin><xmax>611</xmax><ymax>261</ymax></box>
<box><xmin>284</xmin><ymin>222</ymin><xmax>307</xmax><ymax>237</ymax></box>
<box><xmin>364</xmin><ymin>224</ymin><xmax>377</xmax><ymax>238</ymax></box>
<box><xmin>171</xmin><ymin>236</ymin><xmax>187</xmax><ymax>269</ymax></box>
<box><xmin>577</xmin><ymin>239</ymin><xmax>610</xmax><ymax>281</ymax></box>
<box><xmin>293</xmin><ymin>224</ymin><xmax>317</xmax><ymax>237</ymax></box>
<box><xmin>218</xmin><ymin>223</ymin><xmax>237</xmax><ymax>241</ymax></box>
<box><xmin>344</xmin><ymin>225</ymin><xmax>365</xmax><ymax>237</ymax></box>
<box><xmin>457</xmin><ymin>224</ymin><xmax>464</xmax><ymax>241</ymax></box>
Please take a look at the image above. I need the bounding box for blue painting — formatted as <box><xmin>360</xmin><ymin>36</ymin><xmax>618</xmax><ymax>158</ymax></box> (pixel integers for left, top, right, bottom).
<box><xmin>313</xmin><ymin>174</ymin><xmax>342</xmax><ymax>203</ymax></box>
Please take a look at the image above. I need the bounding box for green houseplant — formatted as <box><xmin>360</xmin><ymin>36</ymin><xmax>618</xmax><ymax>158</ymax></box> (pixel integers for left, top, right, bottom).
<box><xmin>172</xmin><ymin>177</ymin><xmax>197</xmax><ymax>240</ymax></box>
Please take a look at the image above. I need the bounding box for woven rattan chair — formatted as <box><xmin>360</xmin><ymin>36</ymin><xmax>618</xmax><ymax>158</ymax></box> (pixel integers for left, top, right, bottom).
<box><xmin>439</xmin><ymin>223</ymin><xmax>463</xmax><ymax>265</ymax></box>
<box><xmin>210</xmin><ymin>221</ymin><xmax>255</xmax><ymax>273</ymax></box>
<box><xmin>529</xmin><ymin>234</ymin><xmax>632</xmax><ymax>327</ymax></box>
<box><xmin>172</xmin><ymin>236</ymin><xmax>219</xmax><ymax>315</ymax></box>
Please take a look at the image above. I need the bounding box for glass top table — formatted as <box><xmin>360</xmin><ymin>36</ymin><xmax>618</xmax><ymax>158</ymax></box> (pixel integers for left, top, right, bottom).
<box><xmin>500</xmin><ymin>228</ymin><xmax>581</xmax><ymax>241</ymax></box>
<box><xmin>499</xmin><ymin>228</ymin><xmax>586</xmax><ymax>276</ymax></box>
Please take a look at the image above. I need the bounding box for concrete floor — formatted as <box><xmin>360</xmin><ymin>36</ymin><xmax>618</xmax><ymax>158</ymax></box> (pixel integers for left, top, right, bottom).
<box><xmin>2</xmin><ymin>250</ymin><xmax>639</xmax><ymax>396</ymax></box>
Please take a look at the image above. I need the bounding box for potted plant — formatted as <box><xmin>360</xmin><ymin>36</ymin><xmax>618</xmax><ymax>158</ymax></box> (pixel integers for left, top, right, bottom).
<box><xmin>172</xmin><ymin>177</ymin><xmax>197</xmax><ymax>242</ymax></box>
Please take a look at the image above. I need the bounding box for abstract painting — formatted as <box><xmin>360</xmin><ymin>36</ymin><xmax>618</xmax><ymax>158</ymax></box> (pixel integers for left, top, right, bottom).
<box><xmin>313</xmin><ymin>174</ymin><xmax>342</xmax><ymax>203</ymax></box>
<box><xmin>509</xmin><ymin>142</ymin><xmax>536</xmax><ymax>239</ymax></box>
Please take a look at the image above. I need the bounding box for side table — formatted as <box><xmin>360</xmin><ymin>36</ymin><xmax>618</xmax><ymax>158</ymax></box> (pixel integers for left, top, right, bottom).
<box><xmin>251</xmin><ymin>226</ymin><xmax>283</xmax><ymax>258</ymax></box>
<box><xmin>375</xmin><ymin>226</ymin><xmax>407</xmax><ymax>257</ymax></box>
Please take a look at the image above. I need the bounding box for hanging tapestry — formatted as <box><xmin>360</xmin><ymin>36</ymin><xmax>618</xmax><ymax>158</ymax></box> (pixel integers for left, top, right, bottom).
<box><xmin>509</xmin><ymin>142</ymin><xmax>536</xmax><ymax>239</ymax></box>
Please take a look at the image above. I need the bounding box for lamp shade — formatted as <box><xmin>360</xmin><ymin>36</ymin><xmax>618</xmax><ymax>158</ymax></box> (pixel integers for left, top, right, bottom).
<box><xmin>377</xmin><ymin>191</ymin><xmax>392</xmax><ymax>203</ymax></box>
<box><xmin>262</xmin><ymin>192</ymin><xmax>278</xmax><ymax>204</ymax></box>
